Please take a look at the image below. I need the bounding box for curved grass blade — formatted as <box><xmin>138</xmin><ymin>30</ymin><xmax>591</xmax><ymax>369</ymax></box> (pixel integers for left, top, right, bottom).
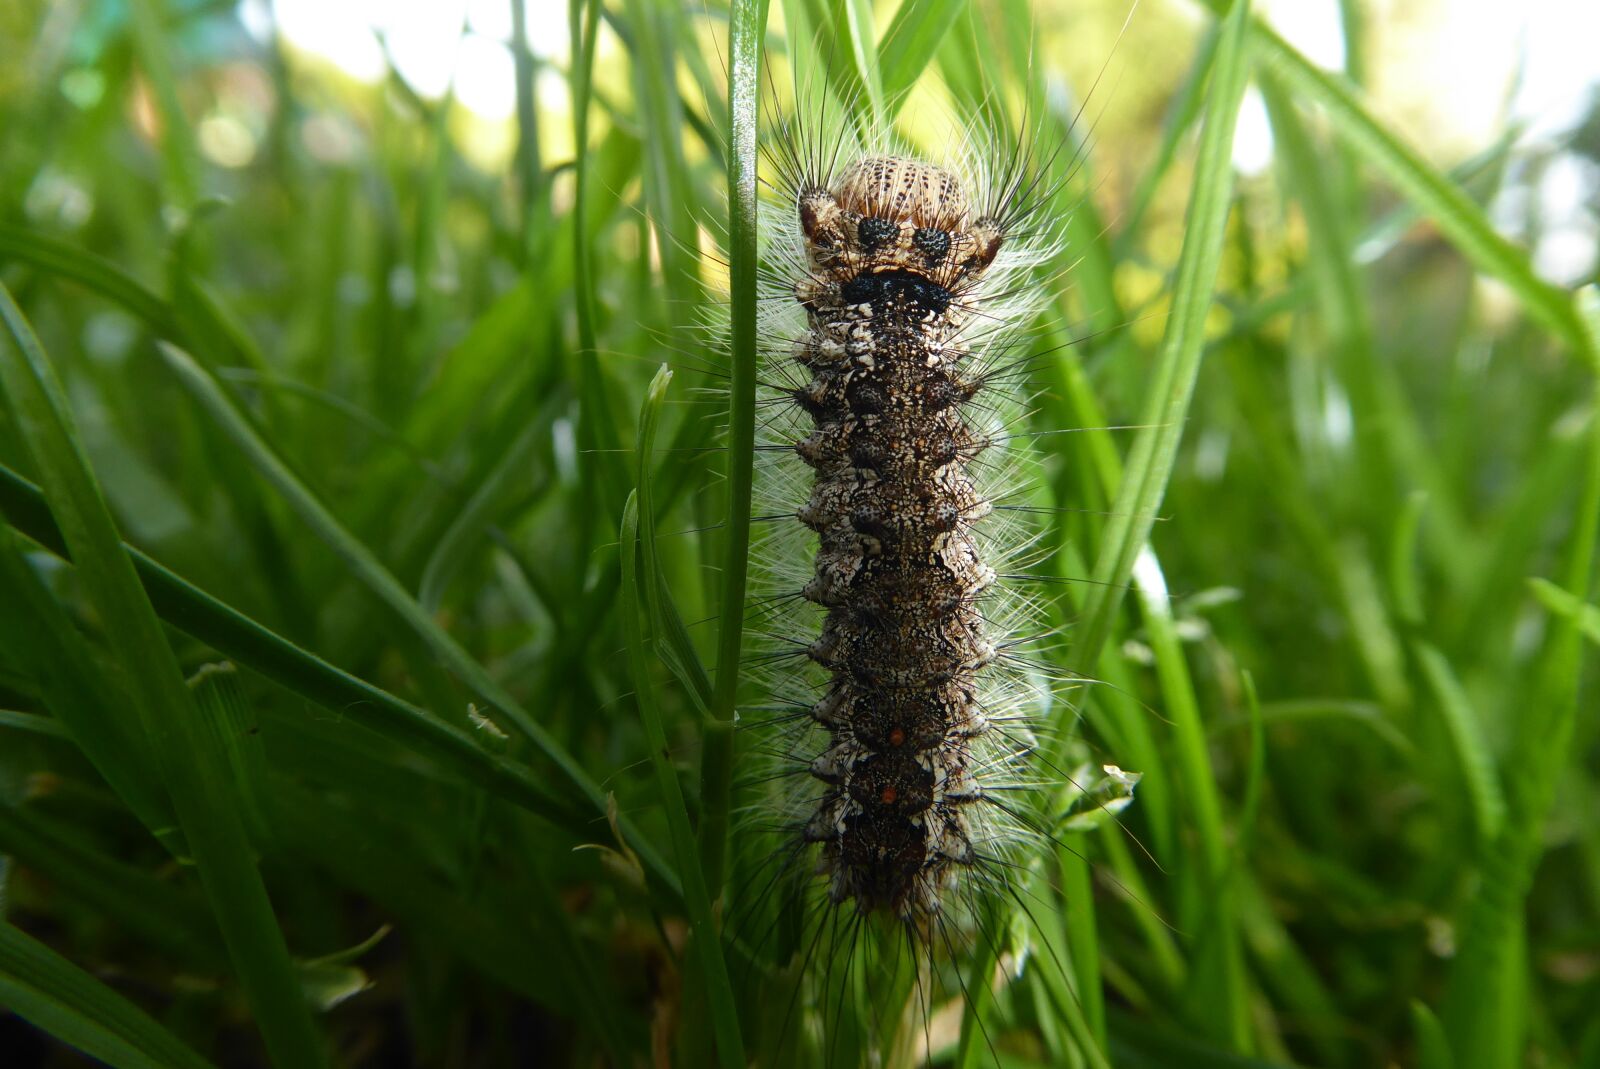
<box><xmin>0</xmin><ymin>284</ymin><xmax>327</xmax><ymax>1067</ymax></box>
<box><xmin>1064</xmin><ymin>0</ymin><xmax>1253</xmax><ymax>702</ymax></box>
<box><xmin>0</xmin><ymin>531</ymin><xmax>176</xmax><ymax>846</ymax></box>
<box><xmin>0</xmin><ymin>224</ymin><xmax>174</xmax><ymax>332</ymax></box>
<box><xmin>1207</xmin><ymin>6</ymin><xmax>1589</xmax><ymax>359</ymax></box>
<box><xmin>831</xmin><ymin>0</ymin><xmax>885</xmax><ymax>126</ymax></box>
<box><xmin>0</xmin><ymin>923</ymin><xmax>217</xmax><ymax>1069</ymax></box>
<box><xmin>268</xmin><ymin>782</ymin><xmax>634</xmax><ymax>1064</ymax></box>
<box><xmin>0</xmin><ymin>462</ymin><xmax>579</xmax><ymax>831</ymax></box>
<box><xmin>417</xmin><ymin>415</ymin><xmax>549</xmax><ymax>614</ymax></box>
<box><xmin>878</xmin><ymin>0</ymin><xmax>966</xmax><ymax>106</ymax></box>
<box><xmin>1527</xmin><ymin>577</ymin><xmax>1600</xmax><ymax>646</ymax></box>
<box><xmin>704</xmin><ymin>0</ymin><xmax>770</xmax><ymax>896</ymax></box>
<box><xmin>1412</xmin><ymin>641</ymin><xmax>1507</xmax><ymax>844</ymax></box>
<box><xmin>1441</xmin><ymin>286</ymin><xmax>1600</xmax><ymax>1067</ymax></box>
<box><xmin>0</xmin><ymin>805</ymin><xmax>226</xmax><ymax>971</ymax></box>
<box><xmin>621</xmin><ymin>490</ymin><xmax>745</xmax><ymax>1069</ymax></box>
<box><xmin>151</xmin><ymin>341</ymin><xmax>683</xmax><ymax>906</ymax></box>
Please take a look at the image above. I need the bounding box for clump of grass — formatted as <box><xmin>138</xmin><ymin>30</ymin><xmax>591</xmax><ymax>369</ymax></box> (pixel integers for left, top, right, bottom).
<box><xmin>0</xmin><ymin>0</ymin><xmax>1597</xmax><ymax>1067</ymax></box>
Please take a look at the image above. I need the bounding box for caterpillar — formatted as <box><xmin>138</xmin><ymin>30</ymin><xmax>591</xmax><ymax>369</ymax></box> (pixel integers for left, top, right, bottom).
<box><xmin>720</xmin><ymin>63</ymin><xmax>1141</xmax><ymax>1064</ymax></box>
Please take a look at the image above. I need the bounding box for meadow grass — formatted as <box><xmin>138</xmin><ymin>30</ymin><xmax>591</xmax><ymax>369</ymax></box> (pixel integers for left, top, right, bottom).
<box><xmin>0</xmin><ymin>0</ymin><xmax>1597</xmax><ymax>1066</ymax></box>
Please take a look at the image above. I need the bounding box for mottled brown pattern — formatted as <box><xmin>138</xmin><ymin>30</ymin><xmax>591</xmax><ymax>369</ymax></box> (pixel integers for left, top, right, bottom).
<box><xmin>791</xmin><ymin>157</ymin><xmax>1004</xmax><ymax>920</ymax></box>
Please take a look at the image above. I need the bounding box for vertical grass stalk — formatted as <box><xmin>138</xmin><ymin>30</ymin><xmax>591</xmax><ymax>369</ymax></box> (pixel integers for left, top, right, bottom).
<box><xmin>1065</xmin><ymin>0</ymin><xmax>1253</xmax><ymax>705</ymax></box>
<box><xmin>621</xmin><ymin>491</ymin><xmax>746</xmax><ymax>1069</ymax></box>
<box><xmin>702</xmin><ymin>0</ymin><xmax>769</xmax><ymax>893</ymax></box>
<box><xmin>1442</xmin><ymin>286</ymin><xmax>1600</xmax><ymax>1067</ymax></box>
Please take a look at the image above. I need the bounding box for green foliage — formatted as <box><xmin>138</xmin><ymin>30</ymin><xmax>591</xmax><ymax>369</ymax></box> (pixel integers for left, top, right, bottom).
<box><xmin>0</xmin><ymin>0</ymin><xmax>1596</xmax><ymax>1066</ymax></box>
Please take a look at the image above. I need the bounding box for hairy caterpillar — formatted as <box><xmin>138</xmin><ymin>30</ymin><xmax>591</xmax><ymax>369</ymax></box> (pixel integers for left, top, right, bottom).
<box><xmin>718</xmin><ymin>63</ymin><xmax>1141</xmax><ymax>1064</ymax></box>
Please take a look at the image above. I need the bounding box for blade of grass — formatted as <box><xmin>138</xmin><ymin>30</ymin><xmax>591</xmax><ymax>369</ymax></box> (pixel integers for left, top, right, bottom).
<box><xmin>1134</xmin><ymin>548</ymin><xmax>1249</xmax><ymax>1051</ymax></box>
<box><xmin>620</xmin><ymin>490</ymin><xmax>745</xmax><ymax>1069</ymax></box>
<box><xmin>1528</xmin><ymin>577</ymin><xmax>1600</xmax><ymax>646</ymax></box>
<box><xmin>1261</xmin><ymin>71</ymin><xmax>1474</xmax><ymax>586</ymax></box>
<box><xmin>151</xmin><ymin>340</ymin><xmax>683</xmax><ymax>906</ymax></box>
<box><xmin>1219</xmin><ymin>8</ymin><xmax>1589</xmax><ymax>358</ymax></box>
<box><xmin>509</xmin><ymin>0</ymin><xmax>544</xmax><ymax>257</ymax></box>
<box><xmin>0</xmin><ymin>923</ymin><xmax>217</xmax><ymax>1069</ymax></box>
<box><xmin>569</xmin><ymin>0</ymin><xmax>628</xmax><ymax>512</ymax></box>
<box><xmin>1057</xmin><ymin>843</ymin><xmax>1107</xmax><ymax>1050</ymax></box>
<box><xmin>0</xmin><ymin>710</ymin><xmax>71</xmax><ymax>738</ymax></box>
<box><xmin>0</xmin><ymin>531</ymin><xmax>176</xmax><ymax>846</ymax></box>
<box><xmin>268</xmin><ymin>782</ymin><xmax>633</xmax><ymax>1060</ymax></box>
<box><xmin>1442</xmin><ymin>286</ymin><xmax>1600</xmax><ymax>1067</ymax></box>
<box><xmin>0</xmin><ymin>224</ymin><xmax>174</xmax><ymax>332</ymax></box>
<box><xmin>635</xmin><ymin>369</ymin><xmax>716</xmax><ymax>751</ymax></box>
<box><xmin>1063</xmin><ymin>0</ymin><xmax>1253</xmax><ymax>710</ymax></box>
<box><xmin>0</xmin><ymin>804</ymin><xmax>226</xmax><ymax>970</ymax></box>
<box><xmin>620</xmin><ymin>0</ymin><xmax>700</xmax><ymax>306</ymax></box>
<box><xmin>0</xmin><ymin>283</ymin><xmax>327</xmax><ymax>1067</ymax></box>
<box><xmin>0</xmin><ymin>462</ymin><xmax>581</xmax><ymax>832</ymax></box>
<box><xmin>830</xmin><ymin>0</ymin><xmax>884</xmax><ymax>126</ymax></box>
<box><xmin>188</xmin><ymin>663</ymin><xmax>272</xmax><ymax>846</ymax></box>
<box><xmin>1413</xmin><ymin>1000</ymin><xmax>1456</xmax><ymax>1069</ymax></box>
<box><xmin>1412</xmin><ymin>641</ymin><xmax>1507</xmax><ymax>845</ymax></box>
<box><xmin>127</xmin><ymin>0</ymin><xmax>200</xmax><ymax>212</ymax></box>
<box><xmin>1106</xmin><ymin>1006</ymin><xmax>1300</xmax><ymax>1068</ymax></box>
<box><xmin>417</xmin><ymin>415</ymin><xmax>549</xmax><ymax>614</ymax></box>
<box><xmin>703</xmin><ymin>0</ymin><xmax>769</xmax><ymax>896</ymax></box>
<box><xmin>878</xmin><ymin>0</ymin><xmax>966</xmax><ymax>106</ymax></box>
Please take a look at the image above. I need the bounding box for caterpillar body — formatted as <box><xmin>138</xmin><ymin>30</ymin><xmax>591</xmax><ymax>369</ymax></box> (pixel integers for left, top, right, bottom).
<box><xmin>788</xmin><ymin>154</ymin><xmax>1014</xmax><ymax>922</ymax></box>
<box><xmin>721</xmin><ymin>79</ymin><xmax>1132</xmax><ymax>1064</ymax></box>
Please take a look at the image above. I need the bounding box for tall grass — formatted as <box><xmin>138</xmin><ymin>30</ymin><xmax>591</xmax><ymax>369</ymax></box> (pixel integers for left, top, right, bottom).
<box><xmin>1</xmin><ymin>0</ymin><xmax>1597</xmax><ymax>1066</ymax></box>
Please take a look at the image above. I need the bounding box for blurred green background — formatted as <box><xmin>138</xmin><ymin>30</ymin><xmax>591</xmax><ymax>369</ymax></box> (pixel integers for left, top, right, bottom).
<box><xmin>0</xmin><ymin>0</ymin><xmax>1597</xmax><ymax>1067</ymax></box>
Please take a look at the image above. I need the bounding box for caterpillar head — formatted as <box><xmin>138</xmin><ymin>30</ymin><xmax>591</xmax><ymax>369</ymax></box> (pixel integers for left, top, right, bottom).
<box><xmin>798</xmin><ymin>156</ymin><xmax>1005</xmax><ymax>287</ymax></box>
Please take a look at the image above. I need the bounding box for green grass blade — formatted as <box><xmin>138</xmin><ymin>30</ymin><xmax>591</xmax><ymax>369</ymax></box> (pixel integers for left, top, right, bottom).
<box><xmin>1239</xmin><ymin>15</ymin><xmax>1588</xmax><ymax>357</ymax></box>
<box><xmin>188</xmin><ymin>662</ymin><xmax>273</xmax><ymax>846</ymax></box>
<box><xmin>1412</xmin><ymin>1000</ymin><xmax>1456</xmax><ymax>1069</ymax></box>
<box><xmin>1064</xmin><ymin>0</ymin><xmax>1253</xmax><ymax>699</ymax></box>
<box><xmin>0</xmin><ymin>461</ymin><xmax>579</xmax><ymax>829</ymax></box>
<box><xmin>0</xmin><ymin>284</ymin><xmax>327</xmax><ymax>1067</ymax></box>
<box><xmin>0</xmin><ymin>530</ymin><xmax>176</xmax><ymax>845</ymax></box>
<box><xmin>621</xmin><ymin>491</ymin><xmax>745</xmax><ymax>1069</ymax></box>
<box><xmin>0</xmin><ymin>923</ymin><xmax>217</xmax><ymax>1069</ymax></box>
<box><xmin>705</xmin><ymin>0</ymin><xmax>770</xmax><ymax>896</ymax></box>
<box><xmin>0</xmin><ymin>804</ymin><xmax>226</xmax><ymax>970</ymax></box>
<box><xmin>417</xmin><ymin>416</ymin><xmax>548</xmax><ymax>613</ymax></box>
<box><xmin>150</xmin><ymin>340</ymin><xmax>682</xmax><ymax>904</ymax></box>
<box><xmin>0</xmin><ymin>224</ymin><xmax>174</xmax><ymax>332</ymax></box>
<box><xmin>1107</xmin><ymin>1006</ymin><xmax>1300</xmax><ymax>1069</ymax></box>
<box><xmin>127</xmin><ymin>0</ymin><xmax>200</xmax><ymax>211</ymax></box>
<box><xmin>634</xmin><ymin>367</ymin><xmax>720</xmax><ymax>861</ymax></box>
<box><xmin>0</xmin><ymin>710</ymin><xmax>71</xmax><ymax>738</ymax></box>
<box><xmin>1527</xmin><ymin>577</ymin><xmax>1600</xmax><ymax>646</ymax></box>
<box><xmin>620</xmin><ymin>0</ymin><xmax>700</xmax><ymax>305</ymax></box>
<box><xmin>831</xmin><ymin>0</ymin><xmax>884</xmax><ymax>124</ymax></box>
<box><xmin>268</xmin><ymin>782</ymin><xmax>633</xmax><ymax>1061</ymax></box>
<box><xmin>878</xmin><ymin>0</ymin><xmax>966</xmax><ymax>106</ymax></box>
<box><xmin>1442</xmin><ymin>286</ymin><xmax>1600</xmax><ymax>1067</ymax></box>
<box><xmin>1412</xmin><ymin>641</ymin><xmax>1507</xmax><ymax>844</ymax></box>
<box><xmin>1136</xmin><ymin>550</ymin><xmax>1249</xmax><ymax>1051</ymax></box>
<box><xmin>569</xmin><ymin>0</ymin><xmax>628</xmax><ymax>508</ymax></box>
